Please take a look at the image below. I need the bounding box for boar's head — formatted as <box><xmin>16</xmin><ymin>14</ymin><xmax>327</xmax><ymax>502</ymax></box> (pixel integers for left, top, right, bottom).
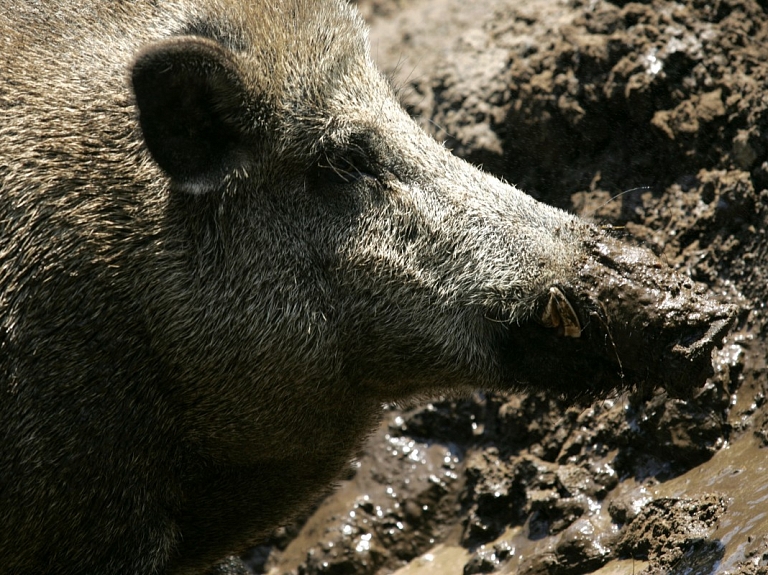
<box><xmin>129</xmin><ymin>0</ymin><xmax>735</xmax><ymax>438</ymax></box>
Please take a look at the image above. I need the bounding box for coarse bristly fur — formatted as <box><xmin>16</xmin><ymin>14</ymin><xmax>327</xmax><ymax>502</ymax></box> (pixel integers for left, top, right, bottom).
<box><xmin>0</xmin><ymin>1</ymin><xmax>725</xmax><ymax>574</ymax></box>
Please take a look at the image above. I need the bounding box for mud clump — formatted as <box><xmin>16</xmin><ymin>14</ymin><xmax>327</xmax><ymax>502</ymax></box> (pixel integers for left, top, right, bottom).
<box><xmin>617</xmin><ymin>495</ymin><xmax>728</xmax><ymax>572</ymax></box>
<box><xmin>253</xmin><ymin>0</ymin><xmax>768</xmax><ymax>574</ymax></box>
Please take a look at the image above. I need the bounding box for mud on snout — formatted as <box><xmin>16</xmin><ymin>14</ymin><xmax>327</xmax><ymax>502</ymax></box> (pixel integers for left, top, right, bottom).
<box><xmin>499</xmin><ymin>229</ymin><xmax>736</xmax><ymax>400</ymax></box>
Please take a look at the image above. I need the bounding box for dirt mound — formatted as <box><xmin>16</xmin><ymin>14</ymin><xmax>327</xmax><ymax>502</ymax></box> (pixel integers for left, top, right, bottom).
<box><xmin>249</xmin><ymin>1</ymin><xmax>768</xmax><ymax>573</ymax></box>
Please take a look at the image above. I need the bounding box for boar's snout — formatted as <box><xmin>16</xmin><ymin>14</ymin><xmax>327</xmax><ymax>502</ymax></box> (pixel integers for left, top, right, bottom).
<box><xmin>497</xmin><ymin>230</ymin><xmax>736</xmax><ymax>400</ymax></box>
<box><xmin>563</xmin><ymin>231</ymin><xmax>736</xmax><ymax>399</ymax></box>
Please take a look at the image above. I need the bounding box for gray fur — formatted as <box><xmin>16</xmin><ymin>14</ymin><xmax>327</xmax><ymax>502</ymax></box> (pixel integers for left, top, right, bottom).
<box><xmin>0</xmin><ymin>1</ymin><xmax>716</xmax><ymax>574</ymax></box>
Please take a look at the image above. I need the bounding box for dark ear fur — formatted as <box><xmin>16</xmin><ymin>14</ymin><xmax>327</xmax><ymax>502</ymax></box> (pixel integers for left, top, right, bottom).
<box><xmin>131</xmin><ymin>37</ymin><xmax>251</xmax><ymax>194</ymax></box>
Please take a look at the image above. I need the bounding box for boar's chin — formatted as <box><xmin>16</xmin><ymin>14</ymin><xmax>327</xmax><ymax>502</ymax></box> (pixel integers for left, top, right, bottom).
<box><xmin>496</xmin><ymin>320</ymin><xmax>629</xmax><ymax>400</ymax></box>
<box><xmin>496</xmin><ymin>232</ymin><xmax>736</xmax><ymax>400</ymax></box>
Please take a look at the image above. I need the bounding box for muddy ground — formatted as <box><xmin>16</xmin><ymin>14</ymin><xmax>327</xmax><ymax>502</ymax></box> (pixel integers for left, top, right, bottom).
<box><xmin>246</xmin><ymin>1</ymin><xmax>768</xmax><ymax>574</ymax></box>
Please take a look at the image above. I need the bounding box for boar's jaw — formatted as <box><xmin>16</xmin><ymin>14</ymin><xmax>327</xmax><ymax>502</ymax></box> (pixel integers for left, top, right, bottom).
<box><xmin>498</xmin><ymin>230</ymin><xmax>735</xmax><ymax>399</ymax></box>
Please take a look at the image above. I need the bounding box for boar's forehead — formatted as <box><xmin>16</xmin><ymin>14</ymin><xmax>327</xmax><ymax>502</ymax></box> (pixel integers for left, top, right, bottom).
<box><xmin>189</xmin><ymin>0</ymin><xmax>371</xmax><ymax>106</ymax></box>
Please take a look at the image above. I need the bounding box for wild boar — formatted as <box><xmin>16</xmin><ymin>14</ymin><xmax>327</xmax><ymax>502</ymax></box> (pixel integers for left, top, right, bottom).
<box><xmin>0</xmin><ymin>0</ymin><xmax>733</xmax><ymax>573</ymax></box>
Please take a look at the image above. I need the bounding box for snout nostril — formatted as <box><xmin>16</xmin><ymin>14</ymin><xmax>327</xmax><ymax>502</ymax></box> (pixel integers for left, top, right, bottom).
<box><xmin>674</xmin><ymin>314</ymin><xmax>735</xmax><ymax>358</ymax></box>
<box><xmin>710</xmin><ymin>314</ymin><xmax>737</xmax><ymax>342</ymax></box>
<box><xmin>677</xmin><ymin>327</ymin><xmax>710</xmax><ymax>349</ymax></box>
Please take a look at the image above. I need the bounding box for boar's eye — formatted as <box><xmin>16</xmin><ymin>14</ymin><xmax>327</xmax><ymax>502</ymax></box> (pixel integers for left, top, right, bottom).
<box><xmin>313</xmin><ymin>148</ymin><xmax>379</xmax><ymax>186</ymax></box>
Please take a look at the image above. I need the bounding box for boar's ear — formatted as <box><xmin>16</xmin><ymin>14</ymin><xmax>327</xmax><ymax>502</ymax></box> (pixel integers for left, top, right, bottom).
<box><xmin>131</xmin><ymin>37</ymin><xmax>252</xmax><ymax>194</ymax></box>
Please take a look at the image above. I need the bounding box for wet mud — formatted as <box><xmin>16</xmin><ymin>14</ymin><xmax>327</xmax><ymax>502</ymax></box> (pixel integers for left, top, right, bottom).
<box><xmin>248</xmin><ymin>1</ymin><xmax>768</xmax><ymax>574</ymax></box>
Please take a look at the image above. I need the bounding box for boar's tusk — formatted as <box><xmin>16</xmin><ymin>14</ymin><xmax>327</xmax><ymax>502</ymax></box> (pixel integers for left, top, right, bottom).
<box><xmin>540</xmin><ymin>286</ymin><xmax>582</xmax><ymax>338</ymax></box>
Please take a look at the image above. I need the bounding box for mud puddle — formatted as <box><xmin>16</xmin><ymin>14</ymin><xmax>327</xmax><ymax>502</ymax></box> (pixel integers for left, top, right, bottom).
<box><xmin>651</xmin><ymin>435</ymin><xmax>768</xmax><ymax>574</ymax></box>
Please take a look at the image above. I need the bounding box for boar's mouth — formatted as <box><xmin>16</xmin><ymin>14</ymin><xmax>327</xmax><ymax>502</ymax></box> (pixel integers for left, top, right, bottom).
<box><xmin>497</xmin><ymin>233</ymin><xmax>736</xmax><ymax>400</ymax></box>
